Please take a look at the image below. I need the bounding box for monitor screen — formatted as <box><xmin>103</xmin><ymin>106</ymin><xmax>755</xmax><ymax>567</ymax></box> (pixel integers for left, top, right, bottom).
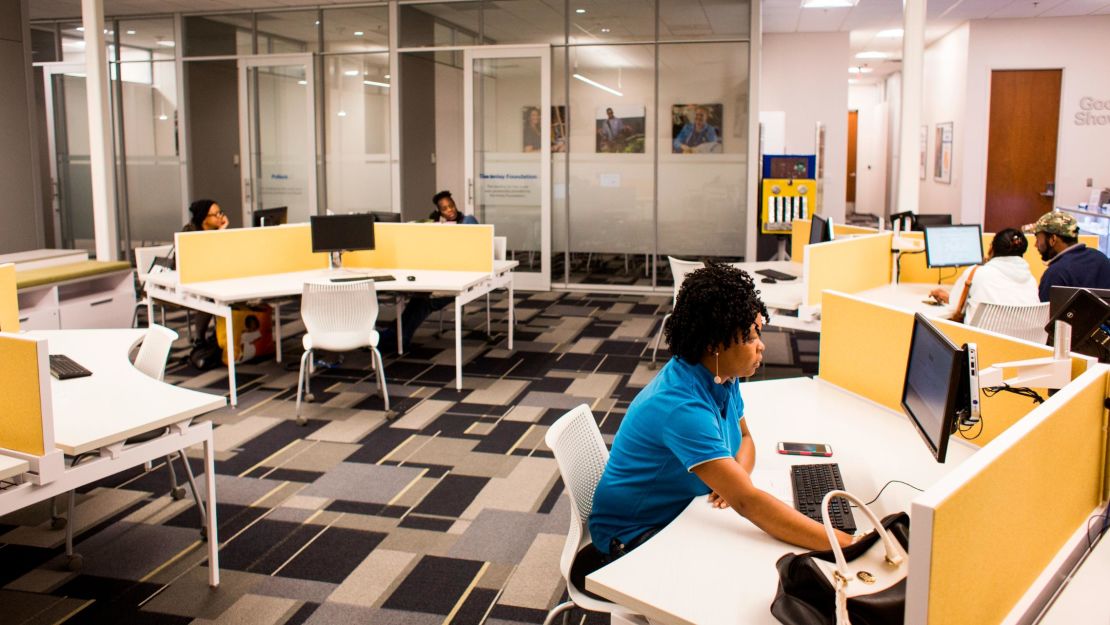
<box><xmin>924</xmin><ymin>225</ymin><xmax>983</xmax><ymax>268</ymax></box>
<box><xmin>371</xmin><ymin>211</ymin><xmax>403</xmax><ymax>223</ymax></box>
<box><xmin>912</xmin><ymin>213</ymin><xmax>952</xmax><ymax>231</ymax></box>
<box><xmin>310</xmin><ymin>213</ymin><xmax>376</xmax><ymax>253</ymax></box>
<box><xmin>901</xmin><ymin>313</ymin><xmax>964</xmax><ymax>462</ymax></box>
<box><xmin>809</xmin><ymin>215</ymin><xmax>831</xmax><ymax>245</ymax></box>
<box><xmin>1047</xmin><ymin>287</ymin><xmax>1110</xmax><ymax>361</ymax></box>
<box><xmin>253</xmin><ymin>206</ymin><xmax>288</xmax><ymax>228</ymax></box>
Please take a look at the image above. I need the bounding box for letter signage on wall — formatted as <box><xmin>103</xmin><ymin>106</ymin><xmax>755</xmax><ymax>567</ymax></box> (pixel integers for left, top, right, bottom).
<box><xmin>1075</xmin><ymin>97</ymin><xmax>1110</xmax><ymax>126</ymax></box>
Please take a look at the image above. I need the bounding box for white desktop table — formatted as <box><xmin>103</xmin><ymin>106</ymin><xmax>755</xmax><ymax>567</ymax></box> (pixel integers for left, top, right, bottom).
<box><xmin>586</xmin><ymin>376</ymin><xmax>976</xmax><ymax>625</ymax></box>
<box><xmin>145</xmin><ymin>261</ymin><xmax>518</xmax><ymax>405</ymax></box>
<box><xmin>0</xmin><ymin>456</ymin><xmax>30</xmax><ymax>482</ymax></box>
<box><xmin>0</xmin><ymin>329</ymin><xmax>226</xmax><ymax>586</ymax></box>
<box><xmin>854</xmin><ymin>282</ymin><xmax>951</xmax><ymax>319</ymax></box>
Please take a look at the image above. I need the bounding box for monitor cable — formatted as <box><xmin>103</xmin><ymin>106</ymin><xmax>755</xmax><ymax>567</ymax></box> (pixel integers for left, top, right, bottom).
<box><xmin>894</xmin><ymin>249</ymin><xmax>924</xmax><ymax>283</ymax></box>
<box><xmin>982</xmin><ymin>383</ymin><xmax>1046</xmax><ymax>405</ymax></box>
<box><xmin>849</xmin><ymin>480</ymin><xmax>925</xmax><ymax>508</ymax></box>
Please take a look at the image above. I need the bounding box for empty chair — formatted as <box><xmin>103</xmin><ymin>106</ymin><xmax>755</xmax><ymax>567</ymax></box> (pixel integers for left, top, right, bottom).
<box><xmin>966</xmin><ymin>301</ymin><xmax>1051</xmax><ymax>344</ymax></box>
<box><xmin>297</xmin><ymin>278</ymin><xmax>391</xmax><ymax>424</ymax></box>
<box><xmin>133</xmin><ymin>244</ymin><xmax>191</xmax><ymax>335</ymax></box>
<box><xmin>542</xmin><ymin>404</ymin><xmax>647</xmax><ymax>625</ymax></box>
<box><xmin>649</xmin><ymin>257</ymin><xmax>704</xmax><ymax>369</ymax></box>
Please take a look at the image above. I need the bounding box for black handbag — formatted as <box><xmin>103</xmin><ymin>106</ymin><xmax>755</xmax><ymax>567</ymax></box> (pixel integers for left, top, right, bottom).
<box><xmin>771</xmin><ymin>490</ymin><xmax>911</xmax><ymax>625</ymax></box>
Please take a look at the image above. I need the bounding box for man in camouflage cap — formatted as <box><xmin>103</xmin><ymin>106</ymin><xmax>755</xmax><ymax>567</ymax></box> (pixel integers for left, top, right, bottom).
<box><xmin>1028</xmin><ymin>210</ymin><xmax>1110</xmax><ymax>301</ymax></box>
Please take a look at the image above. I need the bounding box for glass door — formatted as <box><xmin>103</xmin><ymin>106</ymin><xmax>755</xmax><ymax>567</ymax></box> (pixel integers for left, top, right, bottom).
<box><xmin>41</xmin><ymin>63</ymin><xmax>94</xmax><ymax>250</ymax></box>
<box><xmin>238</xmin><ymin>55</ymin><xmax>316</xmax><ymax>224</ymax></box>
<box><xmin>464</xmin><ymin>47</ymin><xmax>551</xmax><ymax>291</ymax></box>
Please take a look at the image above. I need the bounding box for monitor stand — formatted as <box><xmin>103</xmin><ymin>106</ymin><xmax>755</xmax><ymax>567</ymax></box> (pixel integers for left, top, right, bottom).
<box><xmin>329</xmin><ymin>251</ymin><xmax>343</xmax><ymax>271</ymax></box>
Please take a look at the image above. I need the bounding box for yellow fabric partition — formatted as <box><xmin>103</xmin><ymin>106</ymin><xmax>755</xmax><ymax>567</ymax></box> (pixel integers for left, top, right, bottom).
<box><xmin>0</xmin><ymin>335</ymin><xmax>47</xmax><ymax>455</ymax></box>
<box><xmin>0</xmin><ymin>263</ymin><xmax>18</xmax><ymax>332</ymax></box>
<box><xmin>898</xmin><ymin>232</ymin><xmax>1099</xmax><ymax>284</ymax></box>
<box><xmin>818</xmin><ymin>290</ymin><xmax>1090</xmax><ymax>445</ymax></box>
<box><xmin>790</xmin><ymin>219</ymin><xmax>811</xmax><ymax>264</ymax></box>
<box><xmin>177</xmin><ymin>224</ymin><xmax>328</xmax><ymax>284</ymax></box>
<box><xmin>804</xmin><ymin>233</ymin><xmax>892</xmax><ymax>306</ymax></box>
<box><xmin>833</xmin><ymin>224</ymin><xmax>879</xmax><ymax>236</ymax></box>
<box><xmin>922</xmin><ymin>366</ymin><xmax>1107</xmax><ymax>625</ymax></box>
<box><xmin>344</xmin><ymin>223</ymin><xmax>494</xmax><ymax>272</ymax></box>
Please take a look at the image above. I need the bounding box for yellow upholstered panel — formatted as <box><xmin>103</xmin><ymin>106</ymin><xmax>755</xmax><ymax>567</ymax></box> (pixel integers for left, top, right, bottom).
<box><xmin>804</xmin><ymin>233</ymin><xmax>892</xmax><ymax>306</ymax></box>
<box><xmin>833</xmin><ymin>224</ymin><xmax>879</xmax><ymax>236</ymax></box>
<box><xmin>790</xmin><ymin>219</ymin><xmax>811</xmax><ymax>264</ymax></box>
<box><xmin>0</xmin><ymin>335</ymin><xmax>46</xmax><ymax>455</ymax></box>
<box><xmin>176</xmin><ymin>224</ymin><xmax>328</xmax><ymax>284</ymax></box>
<box><xmin>818</xmin><ymin>291</ymin><xmax>1089</xmax><ymax>445</ymax></box>
<box><xmin>897</xmin><ymin>232</ymin><xmax>1099</xmax><ymax>284</ymax></box>
<box><xmin>0</xmin><ymin>264</ymin><xmax>17</xmax><ymax>332</ymax></box>
<box><xmin>15</xmin><ymin>260</ymin><xmax>132</xmax><ymax>289</ymax></box>
<box><xmin>344</xmin><ymin>223</ymin><xmax>494</xmax><ymax>272</ymax></box>
<box><xmin>926</xmin><ymin>368</ymin><xmax>1107</xmax><ymax>625</ymax></box>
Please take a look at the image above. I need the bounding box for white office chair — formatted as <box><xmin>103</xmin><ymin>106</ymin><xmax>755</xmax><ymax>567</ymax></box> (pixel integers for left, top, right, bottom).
<box><xmin>543</xmin><ymin>404</ymin><xmax>648</xmax><ymax>625</ymax></box>
<box><xmin>649</xmin><ymin>257</ymin><xmax>705</xmax><ymax>369</ymax></box>
<box><xmin>967</xmin><ymin>301</ymin><xmax>1051</xmax><ymax>344</ymax></box>
<box><xmin>296</xmin><ymin>278</ymin><xmax>391</xmax><ymax>425</ymax></box>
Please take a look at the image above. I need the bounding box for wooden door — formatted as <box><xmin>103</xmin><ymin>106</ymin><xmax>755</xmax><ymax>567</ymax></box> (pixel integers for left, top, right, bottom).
<box><xmin>846</xmin><ymin>110</ymin><xmax>858</xmax><ymax>204</ymax></box>
<box><xmin>985</xmin><ymin>70</ymin><xmax>1061</xmax><ymax>232</ymax></box>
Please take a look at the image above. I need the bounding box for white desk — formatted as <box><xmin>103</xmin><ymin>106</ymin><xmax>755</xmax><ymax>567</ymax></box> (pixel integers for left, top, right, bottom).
<box><xmin>145</xmin><ymin>261</ymin><xmax>518</xmax><ymax>405</ymax></box>
<box><xmin>732</xmin><ymin>261</ymin><xmax>806</xmax><ymax>313</ymax></box>
<box><xmin>0</xmin><ymin>329</ymin><xmax>226</xmax><ymax>587</ymax></box>
<box><xmin>586</xmin><ymin>376</ymin><xmax>976</xmax><ymax>625</ymax></box>
<box><xmin>0</xmin><ymin>456</ymin><xmax>30</xmax><ymax>482</ymax></box>
<box><xmin>1038</xmin><ymin>532</ymin><xmax>1110</xmax><ymax>625</ymax></box>
<box><xmin>854</xmin><ymin>283</ymin><xmax>951</xmax><ymax>319</ymax></box>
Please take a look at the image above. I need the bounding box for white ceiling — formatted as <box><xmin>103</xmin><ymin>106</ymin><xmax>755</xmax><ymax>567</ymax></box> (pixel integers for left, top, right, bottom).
<box><xmin>31</xmin><ymin>0</ymin><xmax>1110</xmax><ymax>81</ymax></box>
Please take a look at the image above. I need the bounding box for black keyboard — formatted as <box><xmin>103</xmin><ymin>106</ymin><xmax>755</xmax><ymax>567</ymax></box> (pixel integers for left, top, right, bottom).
<box><xmin>790</xmin><ymin>463</ymin><xmax>857</xmax><ymax>533</ymax></box>
<box><xmin>330</xmin><ymin>274</ymin><xmax>395</xmax><ymax>283</ymax></box>
<box><xmin>755</xmin><ymin>269</ymin><xmax>798</xmax><ymax>281</ymax></box>
<box><xmin>49</xmin><ymin>354</ymin><xmax>93</xmax><ymax>380</ymax></box>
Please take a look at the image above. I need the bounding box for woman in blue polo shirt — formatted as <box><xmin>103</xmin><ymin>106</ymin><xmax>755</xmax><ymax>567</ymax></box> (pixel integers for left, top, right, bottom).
<box><xmin>589</xmin><ymin>262</ymin><xmax>852</xmax><ymax>558</ymax></box>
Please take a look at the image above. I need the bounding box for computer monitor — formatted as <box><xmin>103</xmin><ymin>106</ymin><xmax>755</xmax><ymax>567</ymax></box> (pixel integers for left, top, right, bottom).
<box><xmin>912</xmin><ymin>213</ymin><xmax>953</xmax><ymax>231</ymax></box>
<box><xmin>924</xmin><ymin>224</ymin><xmax>984</xmax><ymax>268</ymax></box>
<box><xmin>901</xmin><ymin>313</ymin><xmax>976</xmax><ymax>463</ymax></box>
<box><xmin>1047</xmin><ymin>287</ymin><xmax>1110</xmax><ymax>361</ymax></box>
<box><xmin>310</xmin><ymin>213</ymin><xmax>376</xmax><ymax>254</ymax></box>
<box><xmin>252</xmin><ymin>206</ymin><xmax>288</xmax><ymax>228</ymax></box>
<box><xmin>809</xmin><ymin>215</ymin><xmax>832</xmax><ymax>245</ymax></box>
<box><xmin>371</xmin><ymin>211</ymin><xmax>402</xmax><ymax>223</ymax></box>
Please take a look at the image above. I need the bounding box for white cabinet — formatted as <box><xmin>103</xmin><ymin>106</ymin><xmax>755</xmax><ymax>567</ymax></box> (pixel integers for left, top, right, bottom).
<box><xmin>18</xmin><ymin>268</ymin><xmax>136</xmax><ymax>331</ymax></box>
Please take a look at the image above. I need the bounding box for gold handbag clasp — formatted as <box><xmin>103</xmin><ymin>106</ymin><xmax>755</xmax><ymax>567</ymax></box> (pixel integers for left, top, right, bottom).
<box><xmin>857</xmin><ymin>571</ymin><xmax>876</xmax><ymax>584</ymax></box>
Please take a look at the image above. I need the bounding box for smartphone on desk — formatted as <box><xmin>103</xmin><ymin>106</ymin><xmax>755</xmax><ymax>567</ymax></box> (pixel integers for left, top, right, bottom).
<box><xmin>777</xmin><ymin>442</ymin><xmax>832</xmax><ymax>457</ymax></box>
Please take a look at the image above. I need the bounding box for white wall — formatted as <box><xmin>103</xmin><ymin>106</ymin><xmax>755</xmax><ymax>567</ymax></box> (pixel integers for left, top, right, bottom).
<box><xmin>760</xmin><ymin>32</ymin><xmax>850</xmax><ymax>222</ymax></box>
<box><xmin>920</xmin><ymin>24</ymin><xmax>969</xmax><ymax>218</ymax></box>
<box><xmin>962</xmin><ymin>16</ymin><xmax>1110</xmax><ymax>224</ymax></box>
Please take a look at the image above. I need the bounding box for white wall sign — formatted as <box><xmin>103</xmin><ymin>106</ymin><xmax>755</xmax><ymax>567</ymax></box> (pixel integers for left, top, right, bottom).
<box><xmin>1075</xmin><ymin>97</ymin><xmax>1110</xmax><ymax>126</ymax></box>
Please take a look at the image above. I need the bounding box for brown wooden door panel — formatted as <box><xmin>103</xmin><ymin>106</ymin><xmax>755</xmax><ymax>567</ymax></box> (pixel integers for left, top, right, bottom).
<box><xmin>985</xmin><ymin>69</ymin><xmax>1061</xmax><ymax>232</ymax></box>
<box><xmin>847</xmin><ymin>110</ymin><xmax>858</xmax><ymax>204</ymax></box>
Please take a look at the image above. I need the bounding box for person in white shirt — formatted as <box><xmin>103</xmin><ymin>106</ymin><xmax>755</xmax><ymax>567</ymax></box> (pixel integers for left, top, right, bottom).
<box><xmin>929</xmin><ymin>228</ymin><xmax>1040</xmax><ymax>322</ymax></box>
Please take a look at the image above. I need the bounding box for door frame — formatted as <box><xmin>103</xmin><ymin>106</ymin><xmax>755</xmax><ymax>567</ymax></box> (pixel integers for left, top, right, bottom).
<box><xmin>38</xmin><ymin>62</ymin><xmax>90</xmax><ymax>249</ymax></box>
<box><xmin>236</xmin><ymin>54</ymin><xmax>317</xmax><ymax>224</ymax></box>
<box><xmin>462</xmin><ymin>45</ymin><xmax>551</xmax><ymax>291</ymax></box>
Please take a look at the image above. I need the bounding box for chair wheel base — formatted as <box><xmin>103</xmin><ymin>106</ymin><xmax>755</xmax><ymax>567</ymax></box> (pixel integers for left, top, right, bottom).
<box><xmin>296</xmin><ymin>416</ymin><xmax>307</xmax><ymax>426</ymax></box>
<box><xmin>66</xmin><ymin>554</ymin><xmax>83</xmax><ymax>571</ymax></box>
<box><xmin>171</xmin><ymin>486</ymin><xmax>187</xmax><ymax>500</ymax></box>
<box><xmin>385</xmin><ymin>410</ymin><xmax>400</xmax><ymax>421</ymax></box>
<box><xmin>200</xmin><ymin>526</ymin><xmax>208</xmax><ymax>542</ymax></box>
<box><xmin>647</xmin><ymin>361</ymin><xmax>658</xmax><ymax>370</ymax></box>
<box><xmin>50</xmin><ymin>516</ymin><xmax>67</xmax><ymax>531</ymax></box>
<box><xmin>304</xmin><ymin>393</ymin><xmax>315</xmax><ymax>403</ymax></box>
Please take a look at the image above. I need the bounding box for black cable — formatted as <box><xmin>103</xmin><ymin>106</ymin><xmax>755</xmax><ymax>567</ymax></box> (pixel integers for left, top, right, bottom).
<box><xmin>982</xmin><ymin>384</ymin><xmax>1046</xmax><ymax>405</ymax></box>
<box><xmin>1085</xmin><ymin>505</ymin><xmax>1110</xmax><ymax>549</ymax></box>
<box><xmin>957</xmin><ymin>416</ymin><xmax>985</xmax><ymax>440</ymax></box>
<box><xmin>894</xmin><ymin>249</ymin><xmax>924</xmax><ymax>283</ymax></box>
<box><xmin>849</xmin><ymin>480</ymin><xmax>926</xmax><ymax>507</ymax></box>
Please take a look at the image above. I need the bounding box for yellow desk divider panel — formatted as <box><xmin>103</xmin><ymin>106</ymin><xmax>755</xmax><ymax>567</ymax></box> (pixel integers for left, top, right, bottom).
<box><xmin>344</xmin><ymin>223</ymin><xmax>494</xmax><ymax>273</ymax></box>
<box><xmin>803</xmin><ymin>233</ymin><xmax>892</xmax><ymax>307</ymax></box>
<box><xmin>790</xmin><ymin>219</ymin><xmax>811</xmax><ymax>263</ymax></box>
<box><xmin>0</xmin><ymin>333</ymin><xmax>62</xmax><ymax>484</ymax></box>
<box><xmin>818</xmin><ymin>290</ymin><xmax>1091</xmax><ymax>446</ymax></box>
<box><xmin>907</xmin><ymin>365</ymin><xmax>1109</xmax><ymax>625</ymax></box>
<box><xmin>176</xmin><ymin>224</ymin><xmax>328</xmax><ymax>284</ymax></box>
<box><xmin>0</xmin><ymin>263</ymin><xmax>17</xmax><ymax>332</ymax></box>
<box><xmin>833</xmin><ymin>223</ymin><xmax>879</xmax><ymax>236</ymax></box>
<box><xmin>897</xmin><ymin>232</ymin><xmax>1099</xmax><ymax>284</ymax></box>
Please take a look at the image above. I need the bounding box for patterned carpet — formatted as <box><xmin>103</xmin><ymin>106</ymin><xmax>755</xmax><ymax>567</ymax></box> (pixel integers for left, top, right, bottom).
<box><xmin>0</xmin><ymin>290</ymin><xmax>814</xmax><ymax>625</ymax></box>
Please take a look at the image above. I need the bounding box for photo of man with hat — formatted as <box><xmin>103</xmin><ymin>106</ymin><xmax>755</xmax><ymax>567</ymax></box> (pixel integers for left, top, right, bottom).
<box><xmin>1027</xmin><ymin>211</ymin><xmax>1110</xmax><ymax>301</ymax></box>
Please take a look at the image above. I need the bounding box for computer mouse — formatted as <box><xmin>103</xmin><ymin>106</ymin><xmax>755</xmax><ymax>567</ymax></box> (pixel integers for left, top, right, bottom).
<box><xmin>406</xmin><ymin>275</ymin><xmax>416</xmax><ymax>281</ymax></box>
<box><xmin>761</xmin><ymin>277</ymin><xmax>777</xmax><ymax>284</ymax></box>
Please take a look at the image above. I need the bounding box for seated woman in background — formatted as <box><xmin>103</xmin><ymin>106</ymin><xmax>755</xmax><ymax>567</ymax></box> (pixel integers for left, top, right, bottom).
<box><xmin>588</xmin><ymin>262</ymin><xmax>853</xmax><ymax>561</ymax></box>
<box><xmin>182</xmin><ymin>199</ymin><xmax>228</xmax><ymax>345</ymax></box>
<box><xmin>929</xmin><ymin>227</ymin><xmax>1039</xmax><ymax>322</ymax></box>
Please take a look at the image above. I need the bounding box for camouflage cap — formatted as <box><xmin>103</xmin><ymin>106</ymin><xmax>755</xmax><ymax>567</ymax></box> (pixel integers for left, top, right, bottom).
<box><xmin>1028</xmin><ymin>211</ymin><xmax>1079</xmax><ymax>238</ymax></box>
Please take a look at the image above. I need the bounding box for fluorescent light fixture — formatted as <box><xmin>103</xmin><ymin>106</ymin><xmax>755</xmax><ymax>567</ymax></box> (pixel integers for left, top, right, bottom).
<box><xmin>75</xmin><ymin>26</ymin><xmax>85</xmax><ymax>32</ymax></box>
<box><xmin>297</xmin><ymin>80</ymin><xmax>307</xmax><ymax>85</ymax></box>
<box><xmin>343</xmin><ymin>69</ymin><xmax>360</xmax><ymax>76</ymax></box>
<box><xmin>573</xmin><ymin>73</ymin><xmax>623</xmax><ymax>97</ymax></box>
<box><xmin>848</xmin><ymin>66</ymin><xmax>874</xmax><ymax>74</ymax></box>
<box><xmin>801</xmin><ymin>0</ymin><xmax>857</xmax><ymax>8</ymax></box>
<box><xmin>158</xmin><ymin>114</ymin><xmax>169</xmax><ymax>121</ymax></box>
<box><xmin>576</xmin><ymin>8</ymin><xmax>587</xmax><ymax>14</ymax></box>
<box><xmin>855</xmin><ymin>51</ymin><xmax>889</xmax><ymax>59</ymax></box>
<box><xmin>157</xmin><ymin>40</ymin><xmax>175</xmax><ymax>47</ymax></box>
<box><xmin>337</xmin><ymin>110</ymin><xmax>347</xmax><ymax>117</ymax></box>
<box><xmin>354</xmin><ymin>31</ymin><xmax>364</xmax><ymax>36</ymax></box>
<box><xmin>877</xmin><ymin>28</ymin><xmax>903</xmax><ymax>38</ymax></box>
<box><xmin>126</xmin><ymin>30</ymin><xmax>136</xmax><ymax>35</ymax></box>
<box><xmin>363</xmin><ymin>79</ymin><xmax>390</xmax><ymax>88</ymax></box>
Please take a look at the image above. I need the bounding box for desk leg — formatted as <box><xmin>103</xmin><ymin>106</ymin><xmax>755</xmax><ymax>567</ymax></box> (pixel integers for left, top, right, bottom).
<box><xmin>273</xmin><ymin>302</ymin><xmax>283</xmax><ymax>364</ymax></box>
<box><xmin>224</xmin><ymin>307</ymin><xmax>238</xmax><ymax>407</ymax></box>
<box><xmin>455</xmin><ymin>296</ymin><xmax>463</xmax><ymax>391</ymax></box>
<box><xmin>508</xmin><ymin>281</ymin><xmax>515</xmax><ymax>351</ymax></box>
<box><xmin>395</xmin><ymin>295</ymin><xmax>405</xmax><ymax>356</ymax></box>
<box><xmin>203</xmin><ymin>432</ymin><xmax>220</xmax><ymax>588</ymax></box>
<box><xmin>146</xmin><ymin>297</ymin><xmax>155</xmax><ymax>328</ymax></box>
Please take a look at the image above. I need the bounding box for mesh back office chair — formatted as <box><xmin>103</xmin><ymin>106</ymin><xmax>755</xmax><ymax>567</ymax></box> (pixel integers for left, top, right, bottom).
<box><xmin>543</xmin><ymin>405</ymin><xmax>648</xmax><ymax>625</ymax></box>
<box><xmin>967</xmin><ymin>302</ymin><xmax>1051</xmax><ymax>344</ymax></box>
<box><xmin>649</xmin><ymin>257</ymin><xmax>704</xmax><ymax>369</ymax></box>
<box><xmin>296</xmin><ymin>279</ymin><xmax>391</xmax><ymax>424</ymax></box>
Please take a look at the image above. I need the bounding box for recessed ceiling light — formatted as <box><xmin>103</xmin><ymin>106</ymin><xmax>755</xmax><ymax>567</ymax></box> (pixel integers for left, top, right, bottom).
<box><xmin>75</xmin><ymin>26</ymin><xmax>85</xmax><ymax>32</ymax></box>
<box><xmin>855</xmin><ymin>51</ymin><xmax>889</xmax><ymax>59</ymax></box>
<box><xmin>126</xmin><ymin>30</ymin><xmax>136</xmax><ymax>35</ymax></box>
<box><xmin>297</xmin><ymin>80</ymin><xmax>307</xmax><ymax>85</ymax></box>
<box><xmin>157</xmin><ymin>40</ymin><xmax>175</xmax><ymax>47</ymax></box>
<box><xmin>575</xmin><ymin>8</ymin><xmax>587</xmax><ymax>14</ymax></box>
<box><xmin>384</xmin><ymin>74</ymin><xmax>391</xmax><ymax>79</ymax></box>
<box><xmin>314</xmin><ymin>20</ymin><xmax>320</xmax><ymax>26</ymax></box>
<box><xmin>354</xmin><ymin>31</ymin><xmax>364</xmax><ymax>36</ymax></box>
<box><xmin>158</xmin><ymin>113</ymin><xmax>168</xmax><ymax>121</ymax></box>
<box><xmin>877</xmin><ymin>28</ymin><xmax>903</xmax><ymax>38</ymax></box>
<box><xmin>601</xmin><ymin>28</ymin><xmax>611</xmax><ymax>33</ymax></box>
<box><xmin>801</xmin><ymin>0</ymin><xmax>858</xmax><ymax>8</ymax></box>
<box><xmin>337</xmin><ymin>110</ymin><xmax>347</xmax><ymax>117</ymax></box>
<box><xmin>343</xmin><ymin>69</ymin><xmax>360</xmax><ymax>76</ymax></box>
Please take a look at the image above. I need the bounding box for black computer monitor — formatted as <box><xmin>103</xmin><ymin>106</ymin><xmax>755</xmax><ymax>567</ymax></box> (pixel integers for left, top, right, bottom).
<box><xmin>1047</xmin><ymin>287</ymin><xmax>1110</xmax><ymax>361</ymax></box>
<box><xmin>310</xmin><ymin>213</ymin><xmax>376</xmax><ymax>253</ymax></box>
<box><xmin>371</xmin><ymin>211</ymin><xmax>402</xmax><ymax>223</ymax></box>
<box><xmin>253</xmin><ymin>206</ymin><xmax>288</xmax><ymax>228</ymax></box>
<box><xmin>912</xmin><ymin>213</ymin><xmax>953</xmax><ymax>231</ymax></box>
<box><xmin>924</xmin><ymin>224</ymin><xmax>984</xmax><ymax>268</ymax></box>
<box><xmin>901</xmin><ymin>313</ymin><xmax>975</xmax><ymax>463</ymax></box>
<box><xmin>809</xmin><ymin>215</ymin><xmax>832</xmax><ymax>245</ymax></box>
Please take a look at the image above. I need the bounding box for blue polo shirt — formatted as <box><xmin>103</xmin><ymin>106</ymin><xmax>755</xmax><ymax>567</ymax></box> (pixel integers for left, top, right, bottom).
<box><xmin>589</xmin><ymin>356</ymin><xmax>743</xmax><ymax>554</ymax></box>
<box><xmin>1039</xmin><ymin>244</ymin><xmax>1110</xmax><ymax>301</ymax></box>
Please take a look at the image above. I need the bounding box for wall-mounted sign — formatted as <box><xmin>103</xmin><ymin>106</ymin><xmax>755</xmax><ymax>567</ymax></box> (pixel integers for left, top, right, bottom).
<box><xmin>1075</xmin><ymin>97</ymin><xmax>1110</xmax><ymax>126</ymax></box>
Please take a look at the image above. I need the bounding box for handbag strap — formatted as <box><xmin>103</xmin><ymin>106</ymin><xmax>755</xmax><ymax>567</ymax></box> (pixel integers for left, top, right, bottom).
<box><xmin>821</xmin><ymin>490</ymin><xmax>908</xmax><ymax>580</ymax></box>
<box><xmin>951</xmin><ymin>265</ymin><xmax>979</xmax><ymax>322</ymax></box>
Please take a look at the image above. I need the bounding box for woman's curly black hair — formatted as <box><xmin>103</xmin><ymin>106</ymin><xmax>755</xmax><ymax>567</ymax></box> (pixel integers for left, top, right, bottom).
<box><xmin>664</xmin><ymin>261</ymin><xmax>769</xmax><ymax>363</ymax></box>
